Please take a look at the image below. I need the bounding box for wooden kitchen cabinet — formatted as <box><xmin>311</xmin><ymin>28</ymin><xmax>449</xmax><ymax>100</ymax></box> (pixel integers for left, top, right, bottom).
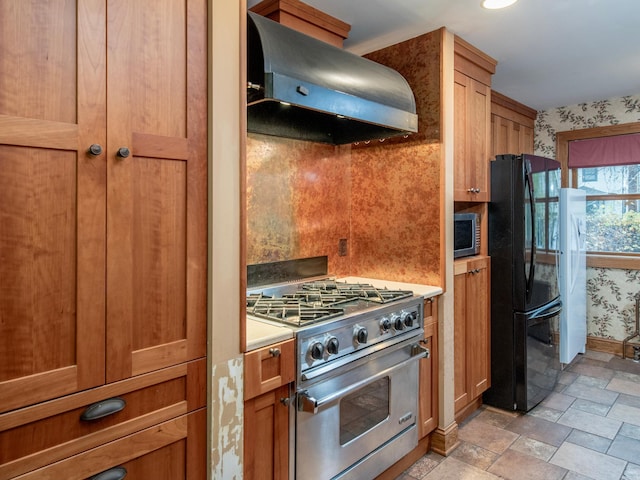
<box><xmin>0</xmin><ymin>360</ymin><xmax>206</xmax><ymax>479</ymax></box>
<box><xmin>0</xmin><ymin>0</ymin><xmax>207</xmax><ymax>475</ymax></box>
<box><xmin>491</xmin><ymin>91</ymin><xmax>537</xmax><ymax>158</ymax></box>
<box><xmin>244</xmin><ymin>339</ymin><xmax>296</xmax><ymax>400</ymax></box>
<box><xmin>7</xmin><ymin>409</ymin><xmax>206</xmax><ymax>480</ymax></box>
<box><xmin>244</xmin><ymin>339</ymin><xmax>295</xmax><ymax>480</ymax></box>
<box><xmin>244</xmin><ymin>385</ymin><xmax>291</xmax><ymax>480</ymax></box>
<box><xmin>419</xmin><ymin>297</ymin><xmax>439</xmax><ymax>438</ymax></box>
<box><xmin>453</xmin><ymin>37</ymin><xmax>496</xmax><ymax>203</ymax></box>
<box><xmin>454</xmin><ymin>256</ymin><xmax>491</xmax><ymax>420</ymax></box>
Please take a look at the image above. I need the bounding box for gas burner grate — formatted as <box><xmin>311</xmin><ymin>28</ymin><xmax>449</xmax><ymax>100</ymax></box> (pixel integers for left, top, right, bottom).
<box><xmin>246</xmin><ymin>293</ymin><xmax>344</xmax><ymax>326</ymax></box>
<box><xmin>300</xmin><ymin>281</ymin><xmax>413</xmax><ymax>304</ymax></box>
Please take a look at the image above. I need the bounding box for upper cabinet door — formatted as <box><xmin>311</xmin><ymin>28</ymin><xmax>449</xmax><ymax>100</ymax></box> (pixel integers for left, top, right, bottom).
<box><xmin>105</xmin><ymin>0</ymin><xmax>207</xmax><ymax>383</ymax></box>
<box><xmin>454</xmin><ymin>71</ymin><xmax>491</xmax><ymax>202</ymax></box>
<box><xmin>0</xmin><ymin>0</ymin><xmax>107</xmax><ymax>413</ymax></box>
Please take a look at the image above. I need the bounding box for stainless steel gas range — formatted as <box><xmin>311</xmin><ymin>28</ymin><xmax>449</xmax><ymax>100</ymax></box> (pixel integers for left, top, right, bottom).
<box><xmin>247</xmin><ymin>258</ymin><xmax>429</xmax><ymax>480</ymax></box>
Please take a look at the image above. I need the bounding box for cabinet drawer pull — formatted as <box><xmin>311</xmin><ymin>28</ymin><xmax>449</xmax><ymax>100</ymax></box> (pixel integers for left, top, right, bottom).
<box><xmin>269</xmin><ymin>347</ymin><xmax>281</xmax><ymax>357</ymax></box>
<box><xmin>80</xmin><ymin>397</ymin><xmax>126</xmax><ymax>421</ymax></box>
<box><xmin>89</xmin><ymin>466</ymin><xmax>127</xmax><ymax>480</ymax></box>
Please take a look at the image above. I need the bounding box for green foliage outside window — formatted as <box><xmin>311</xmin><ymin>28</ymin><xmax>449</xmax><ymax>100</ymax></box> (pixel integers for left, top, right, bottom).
<box><xmin>585</xmin><ymin>206</ymin><xmax>640</xmax><ymax>253</ymax></box>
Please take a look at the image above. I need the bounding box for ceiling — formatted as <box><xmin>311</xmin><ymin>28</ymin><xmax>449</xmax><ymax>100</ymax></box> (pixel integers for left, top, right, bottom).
<box><xmin>246</xmin><ymin>0</ymin><xmax>640</xmax><ymax>111</ymax></box>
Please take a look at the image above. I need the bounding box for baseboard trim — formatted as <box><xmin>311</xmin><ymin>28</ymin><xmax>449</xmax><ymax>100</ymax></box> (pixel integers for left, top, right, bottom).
<box><xmin>430</xmin><ymin>422</ymin><xmax>460</xmax><ymax>456</ymax></box>
<box><xmin>455</xmin><ymin>396</ymin><xmax>483</xmax><ymax>425</ymax></box>
<box><xmin>552</xmin><ymin>334</ymin><xmax>638</xmax><ymax>359</ymax></box>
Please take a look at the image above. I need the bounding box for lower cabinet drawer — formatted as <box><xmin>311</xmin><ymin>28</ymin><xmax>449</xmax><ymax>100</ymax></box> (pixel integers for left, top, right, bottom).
<box><xmin>12</xmin><ymin>409</ymin><xmax>206</xmax><ymax>480</ymax></box>
<box><xmin>244</xmin><ymin>339</ymin><xmax>295</xmax><ymax>401</ymax></box>
<box><xmin>0</xmin><ymin>359</ymin><xmax>205</xmax><ymax>479</ymax></box>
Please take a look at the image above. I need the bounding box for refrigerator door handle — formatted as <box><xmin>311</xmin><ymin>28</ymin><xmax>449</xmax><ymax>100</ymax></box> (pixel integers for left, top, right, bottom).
<box><xmin>524</xmin><ymin>162</ymin><xmax>536</xmax><ymax>302</ymax></box>
<box><xmin>527</xmin><ymin>298</ymin><xmax>563</xmax><ymax>326</ymax></box>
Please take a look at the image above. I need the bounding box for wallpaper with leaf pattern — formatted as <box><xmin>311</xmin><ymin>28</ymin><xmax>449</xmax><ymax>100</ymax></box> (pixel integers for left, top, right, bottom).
<box><xmin>535</xmin><ymin>93</ymin><xmax>640</xmax><ymax>341</ymax></box>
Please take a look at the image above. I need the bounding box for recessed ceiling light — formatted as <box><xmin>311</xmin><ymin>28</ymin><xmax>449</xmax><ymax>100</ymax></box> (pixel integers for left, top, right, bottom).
<box><xmin>482</xmin><ymin>0</ymin><xmax>518</xmax><ymax>9</ymax></box>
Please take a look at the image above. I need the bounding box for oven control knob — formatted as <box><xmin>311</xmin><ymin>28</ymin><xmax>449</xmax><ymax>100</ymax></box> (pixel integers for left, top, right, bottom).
<box><xmin>380</xmin><ymin>318</ymin><xmax>391</xmax><ymax>332</ymax></box>
<box><xmin>354</xmin><ymin>326</ymin><xmax>368</xmax><ymax>345</ymax></box>
<box><xmin>403</xmin><ymin>311</ymin><xmax>416</xmax><ymax>328</ymax></box>
<box><xmin>309</xmin><ymin>341</ymin><xmax>324</xmax><ymax>360</ymax></box>
<box><xmin>325</xmin><ymin>336</ymin><xmax>340</xmax><ymax>355</ymax></box>
<box><xmin>392</xmin><ymin>314</ymin><xmax>404</xmax><ymax>331</ymax></box>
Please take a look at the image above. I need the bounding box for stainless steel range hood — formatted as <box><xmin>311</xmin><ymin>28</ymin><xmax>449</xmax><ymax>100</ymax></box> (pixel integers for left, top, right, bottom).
<box><xmin>247</xmin><ymin>12</ymin><xmax>418</xmax><ymax>145</ymax></box>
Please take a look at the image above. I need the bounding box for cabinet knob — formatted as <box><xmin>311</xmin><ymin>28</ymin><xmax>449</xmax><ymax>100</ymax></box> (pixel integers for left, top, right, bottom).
<box><xmin>280</xmin><ymin>397</ymin><xmax>291</xmax><ymax>407</ymax></box>
<box><xmin>269</xmin><ymin>347</ymin><xmax>281</xmax><ymax>357</ymax></box>
<box><xmin>116</xmin><ymin>147</ymin><xmax>131</xmax><ymax>158</ymax></box>
<box><xmin>467</xmin><ymin>187</ymin><xmax>481</xmax><ymax>194</ymax></box>
<box><xmin>88</xmin><ymin>144</ymin><xmax>103</xmax><ymax>156</ymax></box>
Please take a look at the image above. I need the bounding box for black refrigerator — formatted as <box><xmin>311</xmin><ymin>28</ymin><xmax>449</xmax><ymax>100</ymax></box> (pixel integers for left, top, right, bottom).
<box><xmin>484</xmin><ymin>154</ymin><xmax>562</xmax><ymax>412</ymax></box>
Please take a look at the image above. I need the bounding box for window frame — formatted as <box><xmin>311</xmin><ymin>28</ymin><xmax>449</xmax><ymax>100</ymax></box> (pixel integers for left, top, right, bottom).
<box><xmin>556</xmin><ymin>121</ymin><xmax>640</xmax><ymax>269</ymax></box>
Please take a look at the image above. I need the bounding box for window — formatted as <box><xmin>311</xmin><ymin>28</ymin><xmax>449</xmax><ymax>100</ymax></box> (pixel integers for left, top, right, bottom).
<box><xmin>559</xmin><ymin>128</ymin><xmax>640</xmax><ymax>264</ymax></box>
<box><xmin>576</xmin><ymin>165</ymin><xmax>640</xmax><ymax>254</ymax></box>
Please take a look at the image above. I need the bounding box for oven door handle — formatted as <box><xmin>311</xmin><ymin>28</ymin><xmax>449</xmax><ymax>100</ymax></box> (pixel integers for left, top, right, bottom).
<box><xmin>297</xmin><ymin>344</ymin><xmax>429</xmax><ymax>415</ymax></box>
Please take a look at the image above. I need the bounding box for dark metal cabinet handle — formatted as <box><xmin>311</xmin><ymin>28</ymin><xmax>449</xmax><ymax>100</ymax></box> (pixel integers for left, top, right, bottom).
<box><xmin>269</xmin><ymin>347</ymin><xmax>281</xmax><ymax>357</ymax></box>
<box><xmin>280</xmin><ymin>397</ymin><xmax>291</xmax><ymax>407</ymax></box>
<box><xmin>116</xmin><ymin>147</ymin><xmax>131</xmax><ymax>158</ymax></box>
<box><xmin>80</xmin><ymin>397</ymin><xmax>126</xmax><ymax>421</ymax></box>
<box><xmin>88</xmin><ymin>144</ymin><xmax>103</xmax><ymax>156</ymax></box>
<box><xmin>89</xmin><ymin>466</ymin><xmax>127</xmax><ymax>480</ymax></box>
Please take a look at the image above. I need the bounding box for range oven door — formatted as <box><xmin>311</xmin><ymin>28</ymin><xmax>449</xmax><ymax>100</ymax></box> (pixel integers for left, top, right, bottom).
<box><xmin>295</xmin><ymin>339</ymin><xmax>426</xmax><ymax>480</ymax></box>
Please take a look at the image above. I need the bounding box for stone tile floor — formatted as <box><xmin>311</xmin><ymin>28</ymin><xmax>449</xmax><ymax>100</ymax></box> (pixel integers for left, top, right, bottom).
<box><xmin>397</xmin><ymin>350</ymin><xmax>640</xmax><ymax>480</ymax></box>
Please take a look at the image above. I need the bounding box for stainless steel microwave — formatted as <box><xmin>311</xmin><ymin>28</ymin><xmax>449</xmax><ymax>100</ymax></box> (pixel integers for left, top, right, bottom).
<box><xmin>454</xmin><ymin>213</ymin><xmax>480</xmax><ymax>258</ymax></box>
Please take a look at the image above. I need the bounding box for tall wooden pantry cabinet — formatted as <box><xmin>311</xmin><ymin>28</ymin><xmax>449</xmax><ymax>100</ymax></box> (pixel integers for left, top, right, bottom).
<box><xmin>0</xmin><ymin>1</ymin><xmax>208</xmax><ymax>478</ymax></box>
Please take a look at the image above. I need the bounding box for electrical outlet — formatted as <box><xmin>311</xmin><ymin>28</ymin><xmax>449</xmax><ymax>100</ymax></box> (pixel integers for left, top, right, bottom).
<box><xmin>338</xmin><ymin>238</ymin><xmax>348</xmax><ymax>256</ymax></box>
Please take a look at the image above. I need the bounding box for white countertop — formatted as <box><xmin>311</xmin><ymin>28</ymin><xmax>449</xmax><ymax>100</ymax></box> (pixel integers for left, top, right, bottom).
<box><xmin>246</xmin><ymin>317</ymin><xmax>295</xmax><ymax>351</ymax></box>
<box><xmin>245</xmin><ymin>277</ymin><xmax>442</xmax><ymax>351</ymax></box>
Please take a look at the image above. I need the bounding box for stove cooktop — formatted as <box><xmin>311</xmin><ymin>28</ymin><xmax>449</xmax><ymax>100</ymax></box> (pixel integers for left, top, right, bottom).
<box><xmin>246</xmin><ymin>279</ymin><xmax>414</xmax><ymax>327</ymax></box>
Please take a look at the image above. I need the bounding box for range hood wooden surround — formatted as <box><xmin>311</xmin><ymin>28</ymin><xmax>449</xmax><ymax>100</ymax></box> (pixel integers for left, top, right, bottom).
<box><xmin>250</xmin><ymin>0</ymin><xmax>351</xmax><ymax>47</ymax></box>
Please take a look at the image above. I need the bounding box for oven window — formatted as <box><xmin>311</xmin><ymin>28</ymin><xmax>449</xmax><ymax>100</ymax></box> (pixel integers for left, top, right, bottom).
<box><xmin>339</xmin><ymin>377</ymin><xmax>390</xmax><ymax>445</ymax></box>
